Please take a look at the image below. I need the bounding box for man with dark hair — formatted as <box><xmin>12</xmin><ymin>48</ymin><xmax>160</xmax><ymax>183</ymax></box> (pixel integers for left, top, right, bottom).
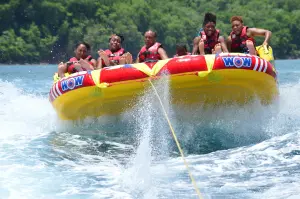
<box><xmin>192</xmin><ymin>12</ymin><xmax>228</xmax><ymax>55</ymax></box>
<box><xmin>227</xmin><ymin>16</ymin><xmax>272</xmax><ymax>55</ymax></box>
<box><xmin>136</xmin><ymin>30</ymin><xmax>168</xmax><ymax>63</ymax></box>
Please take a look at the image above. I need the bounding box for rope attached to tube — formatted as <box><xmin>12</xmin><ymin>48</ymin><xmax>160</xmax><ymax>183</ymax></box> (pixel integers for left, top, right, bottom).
<box><xmin>147</xmin><ymin>78</ymin><xmax>203</xmax><ymax>199</ymax></box>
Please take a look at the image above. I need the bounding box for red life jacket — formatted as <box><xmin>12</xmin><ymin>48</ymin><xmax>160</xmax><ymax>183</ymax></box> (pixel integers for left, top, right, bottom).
<box><xmin>138</xmin><ymin>42</ymin><xmax>162</xmax><ymax>62</ymax></box>
<box><xmin>200</xmin><ymin>29</ymin><xmax>220</xmax><ymax>54</ymax></box>
<box><xmin>102</xmin><ymin>48</ymin><xmax>125</xmax><ymax>67</ymax></box>
<box><xmin>67</xmin><ymin>55</ymin><xmax>93</xmax><ymax>73</ymax></box>
<box><xmin>230</xmin><ymin>26</ymin><xmax>256</xmax><ymax>53</ymax></box>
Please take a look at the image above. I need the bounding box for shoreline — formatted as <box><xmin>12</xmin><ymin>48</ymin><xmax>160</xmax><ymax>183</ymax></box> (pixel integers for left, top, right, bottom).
<box><xmin>0</xmin><ymin>63</ymin><xmax>56</xmax><ymax>66</ymax></box>
<box><xmin>1</xmin><ymin>58</ymin><xmax>300</xmax><ymax>66</ymax></box>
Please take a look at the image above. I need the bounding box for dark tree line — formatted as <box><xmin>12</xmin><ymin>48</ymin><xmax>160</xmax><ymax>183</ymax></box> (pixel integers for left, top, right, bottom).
<box><xmin>1</xmin><ymin>0</ymin><xmax>300</xmax><ymax>64</ymax></box>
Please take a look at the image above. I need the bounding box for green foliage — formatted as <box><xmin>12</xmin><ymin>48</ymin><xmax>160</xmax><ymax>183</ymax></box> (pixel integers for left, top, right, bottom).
<box><xmin>0</xmin><ymin>0</ymin><xmax>299</xmax><ymax>63</ymax></box>
<box><xmin>0</xmin><ymin>29</ymin><xmax>39</xmax><ymax>63</ymax></box>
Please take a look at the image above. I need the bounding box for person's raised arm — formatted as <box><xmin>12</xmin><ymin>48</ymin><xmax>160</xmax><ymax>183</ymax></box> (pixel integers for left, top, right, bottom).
<box><xmin>248</xmin><ymin>28</ymin><xmax>272</xmax><ymax>46</ymax></box>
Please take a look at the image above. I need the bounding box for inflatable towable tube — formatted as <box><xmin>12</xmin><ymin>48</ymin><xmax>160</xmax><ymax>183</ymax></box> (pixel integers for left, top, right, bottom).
<box><xmin>49</xmin><ymin>53</ymin><xmax>278</xmax><ymax>120</ymax></box>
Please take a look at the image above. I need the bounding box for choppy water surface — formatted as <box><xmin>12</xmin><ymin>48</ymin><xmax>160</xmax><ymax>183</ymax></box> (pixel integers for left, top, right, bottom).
<box><xmin>0</xmin><ymin>60</ymin><xmax>300</xmax><ymax>199</ymax></box>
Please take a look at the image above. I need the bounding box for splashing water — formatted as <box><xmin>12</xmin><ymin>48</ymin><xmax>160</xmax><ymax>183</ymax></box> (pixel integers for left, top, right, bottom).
<box><xmin>1</xmin><ymin>61</ymin><xmax>300</xmax><ymax>198</ymax></box>
<box><xmin>120</xmin><ymin>76</ymin><xmax>173</xmax><ymax>199</ymax></box>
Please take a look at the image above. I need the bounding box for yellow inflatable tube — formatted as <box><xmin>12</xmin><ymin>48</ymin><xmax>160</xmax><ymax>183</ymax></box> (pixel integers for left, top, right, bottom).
<box><xmin>49</xmin><ymin>53</ymin><xmax>278</xmax><ymax>120</ymax></box>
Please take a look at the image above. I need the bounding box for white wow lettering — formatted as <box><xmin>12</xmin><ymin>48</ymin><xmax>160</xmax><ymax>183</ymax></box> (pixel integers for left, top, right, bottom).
<box><xmin>222</xmin><ymin>57</ymin><xmax>252</xmax><ymax>68</ymax></box>
<box><xmin>61</xmin><ymin>75</ymin><xmax>85</xmax><ymax>91</ymax></box>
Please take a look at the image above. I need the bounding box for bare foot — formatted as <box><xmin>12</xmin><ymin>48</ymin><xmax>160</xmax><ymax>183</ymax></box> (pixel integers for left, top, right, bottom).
<box><xmin>125</xmin><ymin>52</ymin><xmax>133</xmax><ymax>64</ymax></box>
<box><xmin>119</xmin><ymin>56</ymin><xmax>126</xmax><ymax>65</ymax></box>
<box><xmin>214</xmin><ymin>43</ymin><xmax>222</xmax><ymax>54</ymax></box>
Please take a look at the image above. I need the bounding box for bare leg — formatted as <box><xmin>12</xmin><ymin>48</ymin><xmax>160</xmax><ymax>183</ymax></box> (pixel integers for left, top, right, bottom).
<box><xmin>96</xmin><ymin>57</ymin><xmax>103</xmax><ymax>69</ymax></box>
<box><xmin>219</xmin><ymin>36</ymin><xmax>229</xmax><ymax>53</ymax></box>
<box><xmin>58</xmin><ymin>62</ymin><xmax>67</xmax><ymax>78</ymax></box>
<box><xmin>98</xmin><ymin>50</ymin><xmax>110</xmax><ymax>66</ymax></box>
<box><xmin>246</xmin><ymin>40</ymin><xmax>257</xmax><ymax>55</ymax></box>
<box><xmin>192</xmin><ymin>37</ymin><xmax>201</xmax><ymax>55</ymax></box>
<box><xmin>198</xmin><ymin>40</ymin><xmax>205</xmax><ymax>55</ymax></box>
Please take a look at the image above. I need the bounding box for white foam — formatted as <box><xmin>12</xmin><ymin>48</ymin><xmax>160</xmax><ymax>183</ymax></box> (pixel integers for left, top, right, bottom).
<box><xmin>0</xmin><ymin>80</ymin><xmax>61</xmax><ymax>145</ymax></box>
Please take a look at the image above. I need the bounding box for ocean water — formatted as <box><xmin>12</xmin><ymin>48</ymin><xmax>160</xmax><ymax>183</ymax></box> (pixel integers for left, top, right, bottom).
<box><xmin>0</xmin><ymin>60</ymin><xmax>300</xmax><ymax>199</ymax></box>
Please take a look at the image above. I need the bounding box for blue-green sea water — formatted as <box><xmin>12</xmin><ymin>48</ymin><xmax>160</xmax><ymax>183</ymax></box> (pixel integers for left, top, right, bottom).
<box><xmin>0</xmin><ymin>60</ymin><xmax>300</xmax><ymax>199</ymax></box>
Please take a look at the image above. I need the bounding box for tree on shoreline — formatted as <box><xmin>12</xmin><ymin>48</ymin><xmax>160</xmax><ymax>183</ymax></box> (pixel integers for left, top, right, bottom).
<box><xmin>1</xmin><ymin>0</ymin><xmax>299</xmax><ymax>64</ymax></box>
